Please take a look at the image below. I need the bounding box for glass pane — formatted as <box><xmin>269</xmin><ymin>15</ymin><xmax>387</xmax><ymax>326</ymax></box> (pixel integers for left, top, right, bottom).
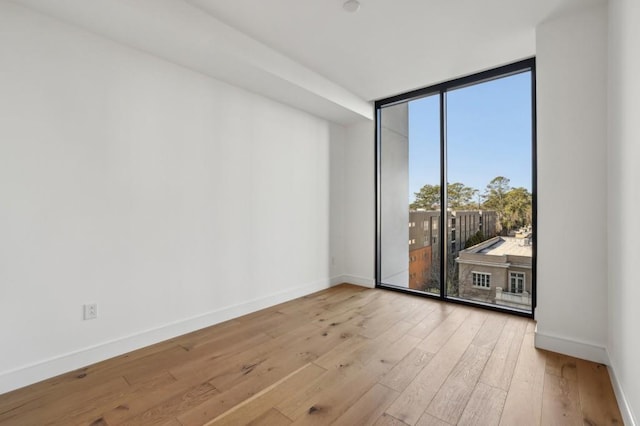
<box><xmin>379</xmin><ymin>102</ymin><xmax>410</xmax><ymax>288</ymax></box>
<box><xmin>408</xmin><ymin>95</ymin><xmax>441</xmax><ymax>294</ymax></box>
<box><xmin>380</xmin><ymin>94</ymin><xmax>441</xmax><ymax>294</ymax></box>
<box><xmin>446</xmin><ymin>72</ymin><xmax>533</xmax><ymax>313</ymax></box>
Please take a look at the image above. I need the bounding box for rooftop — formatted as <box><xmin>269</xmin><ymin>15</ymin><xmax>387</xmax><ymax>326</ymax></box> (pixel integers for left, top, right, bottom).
<box><xmin>465</xmin><ymin>236</ymin><xmax>533</xmax><ymax>257</ymax></box>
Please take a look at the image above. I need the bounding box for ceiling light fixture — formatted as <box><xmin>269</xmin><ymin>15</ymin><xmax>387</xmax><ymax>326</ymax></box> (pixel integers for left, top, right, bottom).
<box><xmin>343</xmin><ymin>0</ymin><xmax>360</xmax><ymax>13</ymax></box>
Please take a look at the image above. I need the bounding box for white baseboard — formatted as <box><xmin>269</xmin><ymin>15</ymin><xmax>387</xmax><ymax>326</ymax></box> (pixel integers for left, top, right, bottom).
<box><xmin>607</xmin><ymin>352</ymin><xmax>638</xmax><ymax>426</ymax></box>
<box><xmin>534</xmin><ymin>328</ymin><xmax>609</xmax><ymax>364</ymax></box>
<box><xmin>0</xmin><ymin>278</ymin><xmax>335</xmax><ymax>395</ymax></box>
<box><xmin>338</xmin><ymin>274</ymin><xmax>375</xmax><ymax>288</ymax></box>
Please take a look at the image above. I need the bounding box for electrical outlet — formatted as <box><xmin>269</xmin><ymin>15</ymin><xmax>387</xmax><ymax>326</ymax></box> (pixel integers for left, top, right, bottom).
<box><xmin>83</xmin><ymin>303</ymin><xmax>97</xmax><ymax>320</ymax></box>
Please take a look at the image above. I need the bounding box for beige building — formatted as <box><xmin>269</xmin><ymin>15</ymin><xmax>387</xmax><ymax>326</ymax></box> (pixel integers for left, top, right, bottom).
<box><xmin>456</xmin><ymin>232</ymin><xmax>533</xmax><ymax>310</ymax></box>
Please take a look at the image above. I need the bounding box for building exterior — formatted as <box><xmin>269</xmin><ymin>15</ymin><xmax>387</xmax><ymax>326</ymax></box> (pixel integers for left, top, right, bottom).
<box><xmin>408</xmin><ymin>210</ymin><xmax>439</xmax><ymax>290</ymax></box>
<box><xmin>448</xmin><ymin>210</ymin><xmax>498</xmax><ymax>254</ymax></box>
<box><xmin>455</xmin><ymin>232</ymin><xmax>533</xmax><ymax>310</ymax></box>
<box><xmin>408</xmin><ymin>209</ymin><xmax>498</xmax><ymax>291</ymax></box>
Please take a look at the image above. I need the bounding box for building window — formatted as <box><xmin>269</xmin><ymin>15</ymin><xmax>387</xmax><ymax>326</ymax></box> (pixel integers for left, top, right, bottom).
<box><xmin>509</xmin><ymin>272</ymin><xmax>525</xmax><ymax>293</ymax></box>
<box><xmin>472</xmin><ymin>272</ymin><xmax>491</xmax><ymax>289</ymax></box>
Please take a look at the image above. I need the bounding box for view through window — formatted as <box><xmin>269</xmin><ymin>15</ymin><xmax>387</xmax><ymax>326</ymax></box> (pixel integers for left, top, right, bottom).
<box><xmin>377</xmin><ymin>59</ymin><xmax>536</xmax><ymax>315</ymax></box>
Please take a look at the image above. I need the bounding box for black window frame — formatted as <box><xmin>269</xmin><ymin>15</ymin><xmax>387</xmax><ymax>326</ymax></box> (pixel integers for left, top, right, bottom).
<box><xmin>374</xmin><ymin>58</ymin><xmax>537</xmax><ymax>318</ymax></box>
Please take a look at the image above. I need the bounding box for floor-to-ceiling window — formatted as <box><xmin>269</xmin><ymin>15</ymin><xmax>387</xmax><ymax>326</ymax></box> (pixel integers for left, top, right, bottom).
<box><xmin>376</xmin><ymin>59</ymin><xmax>536</xmax><ymax>316</ymax></box>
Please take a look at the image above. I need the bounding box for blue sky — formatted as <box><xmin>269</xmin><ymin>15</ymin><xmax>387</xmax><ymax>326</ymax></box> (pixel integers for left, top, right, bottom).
<box><xmin>408</xmin><ymin>71</ymin><xmax>532</xmax><ymax>203</ymax></box>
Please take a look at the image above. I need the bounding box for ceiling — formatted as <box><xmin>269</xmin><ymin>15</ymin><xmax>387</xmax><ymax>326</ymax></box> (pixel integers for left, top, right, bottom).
<box><xmin>12</xmin><ymin>0</ymin><xmax>603</xmax><ymax>123</ymax></box>
<box><xmin>186</xmin><ymin>0</ymin><xmax>601</xmax><ymax>100</ymax></box>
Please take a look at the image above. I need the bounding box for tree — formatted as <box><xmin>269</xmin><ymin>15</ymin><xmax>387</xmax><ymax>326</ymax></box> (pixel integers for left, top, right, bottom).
<box><xmin>410</xmin><ymin>184</ymin><xmax>440</xmax><ymax>210</ymax></box>
<box><xmin>465</xmin><ymin>230</ymin><xmax>488</xmax><ymax>248</ymax></box>
<box><xmin>483</xmin><ymin>176</ymin><xmax>511</xmax><ymax>234</ymax></box>
<box><xmin>447</xmin><ymin>182</ymin><xmax>478</xmax><ymax>209</ymax></box>
<box><xmin>503</xmin><ymin>187</ymin><xmax>532</xmax><ymax>231</ymax></box>
<box><xmin>482</xmin><ymin>177</ymin><xmax>532</xmax><ymax>234</ymax></box>
<box><xmin>410</xmin><ymin>182</ymin><xmax>477</xmax><ymax>210</ymax></box>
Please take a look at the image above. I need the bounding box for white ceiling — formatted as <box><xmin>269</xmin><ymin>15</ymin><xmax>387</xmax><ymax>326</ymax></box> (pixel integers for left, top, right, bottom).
<box><xmin>11</xmin><ymin>0</ymin><xmax>603</xmax><ymax>123</ymax></box>
<box><xmin>186</xmin><ymin>0</ymin><xmax>602</xmax><ymax>100</ymax></box>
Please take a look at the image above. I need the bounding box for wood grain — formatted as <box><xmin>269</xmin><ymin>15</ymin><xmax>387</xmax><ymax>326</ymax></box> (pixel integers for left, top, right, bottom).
<box><xmin>0</xmin><ymin>284</ymin><xmax>624</xmax><ymax>426</ymax></box>
<box><xmin>499</xmin><ymin>321</ymin><xmax>546</xmax><ymax>426</ymax></box>
<box><xmin>457</xmin><ymin>381</ymin><xmax>506</xmax><ymax>426</ymax></box>
<box><xmin>576</xmin><ymin>358</ymin><xmax>623</xmax><ymax>425</ymax></box>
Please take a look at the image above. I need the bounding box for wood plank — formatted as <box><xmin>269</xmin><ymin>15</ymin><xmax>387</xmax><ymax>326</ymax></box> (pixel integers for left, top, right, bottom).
<box><xmin>379</xmin><ymin>348</ymin><xmax>434</xmax><ymax>392</ymax></box>
<box><xmin>540</xmin><ymin>352</ymin><xmax>582</xmax><ymax>426</ymax></box>
<box><xmin>0</xmin><ymin>375</ymin><xmax>130</xmax><ymax>425</ymax></box>
<box><xmin>544</xmin><ymin>350</ymin><xmax>578</xmax><ymax>379</ymax></box>
<box><xmin>575</xmin><ymin>359</ymin><xmax>624</xmax><ymax>425</ymax></box>
<box><xmin>471</xmin><ymin>313</ymin><xmax>506</xmax><ymax>350</ymax></box>
<box><xmin>540</xmin><ymin>373</ymin><xmax>582</xmax><ymax>426</ymax></box>
<box><xmin>247</xmin><ymin>408</ymin><xmax>292</xmax><ymax>425</ymax></box>
<box><xmin>406</xmin><ymin>304</ymin><xmax>456</xmax><ymax>340</ymax></box>
<box><xmin>277</xmin><ymin>334</ymin><xmax>420</xmax><ymax>424</ymax></box>
<box><xmin>45</xmin><ymin>371</ymin><xmax>176</xmax><ymax>426</ymax></box>
<box><xmin>100</xmin><ymin>376</ymin><xmax>216</xmax><ymax>425</ymax></box>
<box><xmin>479</xmin><ymin>318</ymin><xmax>527</xmax><ymax>391</ymax></box>
<box><xmin>176</xmin><ymin>323</ymin><xmax>361</xmax><ymax>424</ymax></box>
<box><xmin>499</xmin><ymin>321</ymin><xmax>546</xmax><ymax>426</ymax></box>
<box><xmin>401</xmin><ymin>298</ymin><xmax>440</xmax><ymax>326</ymax></box>
<box><xmin>157</xmin><ymin>418</ymin><xmax>182</xmax><ymax>426</ymax></box>
<box><xmin>386</xmin><ymin>310</ymin><xmax>487</xmax><ymax>425</ymax></box>
<box><xmin>376</xmin><ymin>320</ymin><xmax>415</xmax><ymax>344</ymax></box>
<box><xmin>425</xmin><ymin>344</ymin><xmax>492</xmax><ymax>424</ymax></box>
<box><xmin>415</xmin><ymin>413</ymin><xmax>451</xmax><ymax>426</ymax></box>
<box><xmin>0</xmin><ymin>340</ymin><xmax>180</xmax><ymax>415</ymax></box>
<box><xmin>206</xmin><ymin>317</ymin><xmax>362</xmax><ymax>392</ymax></box>
<box><xmin>358</xmin><ymin>305</ymin><xmax>408</xmax><ymax>339</ymax></box>
<box><xmin>168</xmin><ymin>321</ymin><xmax>315</xmax><ymax>384</ymax></box>
<box><xmin>324</xmin><ymin>288</ymin><xmax>382</xmax><ymax>314</ymax></box>
<box><xmin>374</xmin><ymin>413</ymin><xmax>411</xmax><ymax>426</ymax></box>
<box><xmin>332</xmin><ymin>384</ymin><xmax>400</xmax><ymax>426</ymax></box>
<box><xmin>205</xmin><ymin>363</ymin><xmax>326</xmax><ymax>426</ymax></box>
<box><xmin>313</xmin><ymin>334</ymin><xmax>370</xmax><ymax>370</ymax></box>
<box><xmin>415</xmin><ymin>307</ymin><xmax>471</xmax><ymax>354</ymax></box>
<box><xmin>457</xmin><ymin>382</ymin><xmax>507</xmax><ymax>426</ymax></box>
<box><xmin>118</xmin><ymin>382</ymin><xmax>220</xmax><ymax>426</ymax></box>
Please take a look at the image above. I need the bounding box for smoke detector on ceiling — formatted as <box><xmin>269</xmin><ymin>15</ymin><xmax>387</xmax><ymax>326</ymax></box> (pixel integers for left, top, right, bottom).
<box><xmin>343</xmin><ymin>0</ymin><xmax>360</xmax><ymax>13</ymax></box>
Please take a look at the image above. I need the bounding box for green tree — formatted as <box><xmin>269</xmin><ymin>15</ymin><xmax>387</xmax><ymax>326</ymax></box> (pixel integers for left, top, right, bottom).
<box><xmin>410</xmin><ymin>184</ymin><xmax>440</xmax><ymax>210</ymax></box>
<box><xmin>504</xmin><ymin>187</ymin><xmax>532</xmax><ymax>231</ymax></box>
<box><xmin>410</xmin><ymin>182</ymin><xmax>477</xmax><ymax>210</ymax></box>
<box><xmin>465</xmin><ymin>230</ymin><xmax>488</xmax><ymax>248</ymax></box>
<box><xmin>482</xmin><ymin>177</ymin><xmax>532</xmax><ymax>233</ymax></box>
<box><xmin>447</xmin><ymin>182</ymin><xmax>478</xmax><ymax>209</ymax></box>
<box><xmin>483</xmin><ymin>176</ymin><xmax>511</xmax><ymax>233</ymax></box>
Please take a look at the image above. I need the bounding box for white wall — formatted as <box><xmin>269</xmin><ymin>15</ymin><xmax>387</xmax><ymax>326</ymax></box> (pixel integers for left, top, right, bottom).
<box><xmin>329</xmin><ymin>123</ymin><xmax>347</xmax><ymax>279</ymax></box>
<box><xmin>342</xmin><ymin>121</ymin><xmax>376</xmax><ymax>287</ymax></box>
<box><xmin>0</xmin><ymin>2</ymin><xmax>344</xmax><ymax>393</ymax></box>
<box><xmin>534</xmin><ymin>3</ymin><xmax>609</xmax><ymax>363</ymax></box>
<box><xmin>608</xmin><ymin>0</ymin><xmax>640</xmax><ymax>423</ymax></box>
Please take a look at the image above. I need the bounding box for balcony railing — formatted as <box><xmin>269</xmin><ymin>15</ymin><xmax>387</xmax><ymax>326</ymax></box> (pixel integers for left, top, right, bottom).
<box><xmin>495</xmin><ymin>287</ymin><xmax>531</xmax><ymax>307</ymax></box>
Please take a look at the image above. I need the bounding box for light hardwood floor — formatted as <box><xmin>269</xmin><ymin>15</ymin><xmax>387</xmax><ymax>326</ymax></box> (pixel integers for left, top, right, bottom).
<box><xmin>0</xmin><ymin>284</ymin><xmax>623</xmax><ymax>425</ymax></box>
